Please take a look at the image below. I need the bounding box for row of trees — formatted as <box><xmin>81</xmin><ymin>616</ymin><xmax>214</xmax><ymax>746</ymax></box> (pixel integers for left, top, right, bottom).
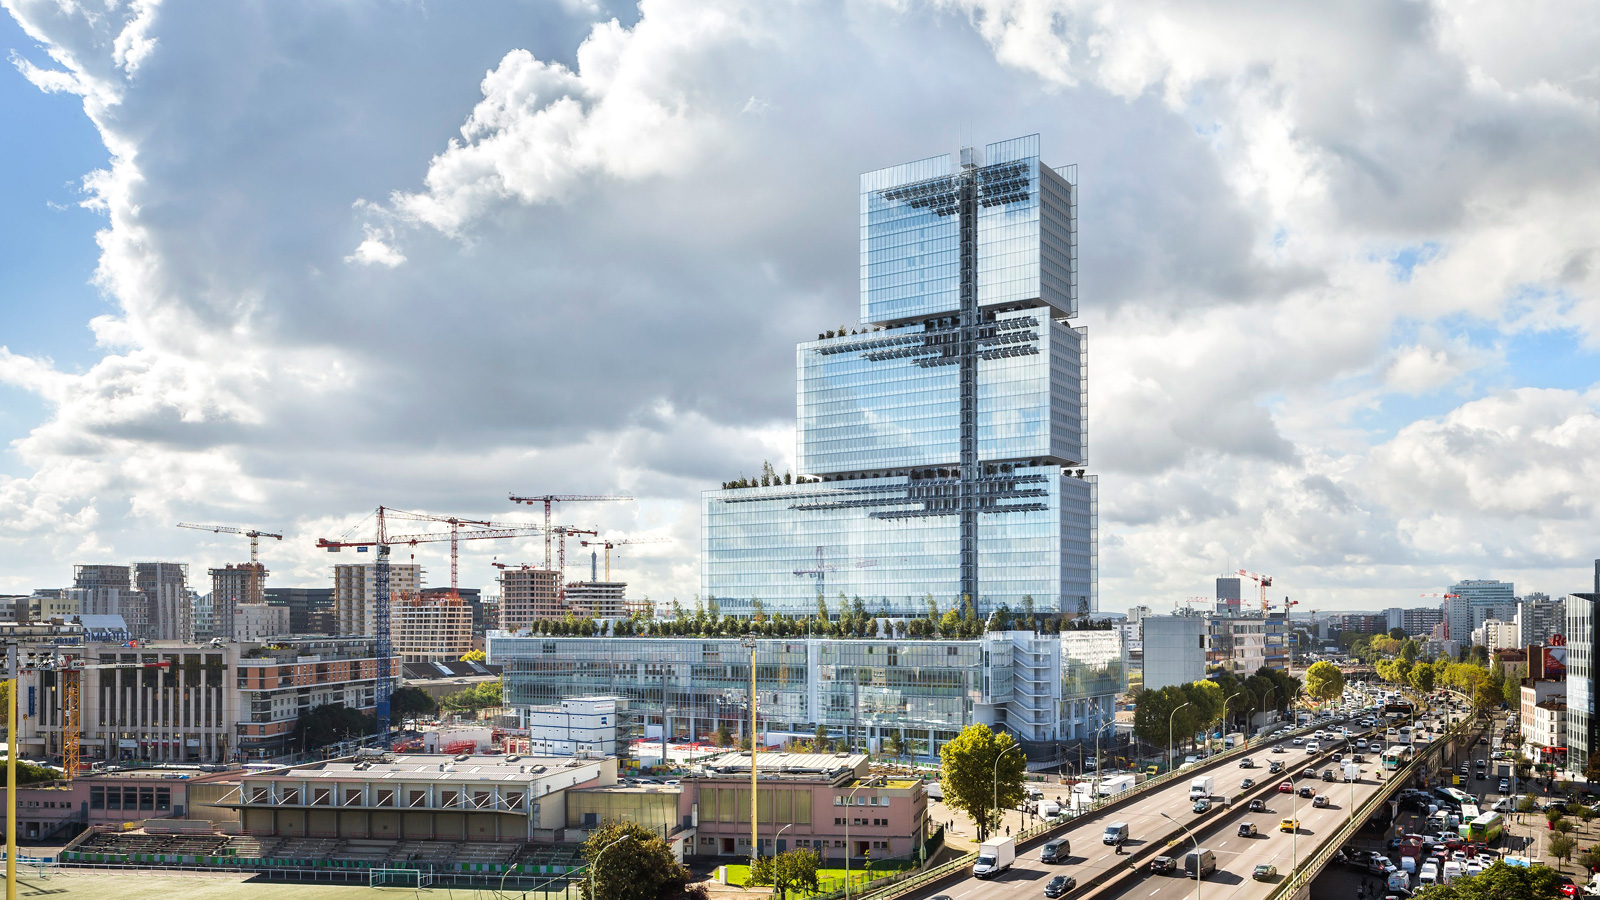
<box><xmin>1362</xmin><ymin>650</ymin><xmax>1511</xmax><ymax>712</ymax></box>
<box><xmin>1131</xmin><ymin>666</ymin><xmax>1305</xmax><ymax>756</ymax></box>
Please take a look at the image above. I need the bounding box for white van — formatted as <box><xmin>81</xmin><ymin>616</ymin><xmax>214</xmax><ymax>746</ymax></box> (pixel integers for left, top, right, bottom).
<box><xmin>1306</xmin><ymin>741</ymin><xmax>1322</xmax><ymax>753</ymax></box>
<box><xmin>1418</xmin><ymin>863</ymin><xmax>1439</xmax><ymax>887</ymax></box>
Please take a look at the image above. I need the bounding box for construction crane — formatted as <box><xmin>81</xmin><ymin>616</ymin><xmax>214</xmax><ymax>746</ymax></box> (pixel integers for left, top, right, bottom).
<box><xmin>17</xmin><ymin>651</ymin><xmax>173</xmax><ymax>780</ymax></box>
<box><xmin>1418</xmin><ymin>593</ymin><xmax>1461</xmax><ymax>599</ymax></box>
<box><xmin>579</xmin><ymin>537</ymin><xmax>672</xmax><ymax>581</ymax></box>
<box><xmin>548</xmin><ymin>526</ymin><xmax>598</xmax><ymax>597</ymax></box>
<box><xmin>176</xmin><ymin>523</ymin><xmax>283</xmax><ymax>605</ymax></box>
<box><xmin>317</xmin><ymin>507</ymin><xmax>543</xmax><ymax>739</ymax></box>
<box><xmin>1238</xmin><ymin>569</ymin><xmax>1274</xmax><ymax>615</ymax></box>
<box><xmin>506</xmin><ymin>494</ymin><xmax>633</xmax><ymax>569</ymax></box>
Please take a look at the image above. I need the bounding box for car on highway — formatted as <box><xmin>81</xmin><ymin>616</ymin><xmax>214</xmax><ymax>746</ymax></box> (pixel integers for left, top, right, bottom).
<box><xmin>1292</xmin><ymin>737</ymin><xmax>1305</xmax><ymax>745</ymax></box>
<box><xmin>1269</xmin><ymin>760</ymin><xmax>1284</xmax><ymax>774</ymax></box>
<box><xmin>1254</xmin><ymin>864</ymin><xmax>1278</xmax><ymax>881</ymax></box>
<box><xmin>1314</xmin><ymin>795</ymin><xmax>1330</xmax><ymax>807</ymax></box>
<box><xmin>1240</xmin><ymin>758</ymin><xmax>1255</xmax><ymax>768</ymax></box>
<box><xmin>1272</xmin><ymin>745</ymin><xmax>1287</xmax><ymax>753</ymax></box>
<box><xmin>1238</xmin><ymin>822</ymin><xmax>1258</xmax><ymax>837</ymax></box>
<box><xmin>1044</xmin><ymin>875</ymin><xmax>1076</xmax><ymax>897</ymax></box>
<box><xmin>1323</xmin><ymin>769</ymin><xmax>1337</xmax><ymax>781</ymax></box>
<box><xmin>1192</xmin><ymin>798</ymin><xmax>1212</xmax><ymax>813</ymax></box>
<box><xmin>1279</xmin><ymin>781</ymin><xmax>1294</xmax><ymax>793</ymax></box>
<box><xmin>1242</xmin><ymin>778</ymin><xmax>1256</xmax><ymax>789</ymax></box>
<box><xmin>1280</xmin><ymin>818</ymin><xmax>1300</xmax><ymax>832</ymax></box>
<box><xmin>1299</xmin><ymin>785</ymin><xmax>1316</xmax><ymax>798</ymax></box>
<box><xmin>1249</xmin><ymin>799</ymin><xmax>1267</xmax><ymax>812</ymax></box>
<box><xmin>1302</xmin><ymin>767</ymin><xmax>1318</xmax><ymax>778</ymax></box>
<box><xmin>1149</xmin><ymin>856</ymin><xmax>1176</xmax><ymax>875</ymax></box>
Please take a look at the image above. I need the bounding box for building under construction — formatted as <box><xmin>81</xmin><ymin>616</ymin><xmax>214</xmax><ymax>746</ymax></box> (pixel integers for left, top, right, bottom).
<box><xmin>497</xmin><ymin>567</ymin><xmax>561</xmax><ymax>631</ymax></box>
<box><xmin>392</xmin><ymin>593</ymin><xmax>473</xmax><ymax>663</ymax></box>
<box><xmin>333</xmin><ymin>562</ymin><xmax>421</xmax><ymax>636</ymax></box>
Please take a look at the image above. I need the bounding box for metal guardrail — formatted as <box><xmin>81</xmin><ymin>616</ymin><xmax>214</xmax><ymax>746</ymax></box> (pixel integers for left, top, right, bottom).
<box><xmin>1260</xmin><ymin>689</ymin><xmax>1479</xmax><ymax>900</ymax></box>
<box><xmin>851</xmin><ymin>716</ymin><xmax>1343</xmax><ymax>900</ymax></box>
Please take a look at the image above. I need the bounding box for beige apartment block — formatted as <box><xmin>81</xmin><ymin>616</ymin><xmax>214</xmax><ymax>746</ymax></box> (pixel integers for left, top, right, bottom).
<box><xmin>497</xmin><ymin>566</ymin><xmax>561</xmax><ymax>633</ymax></box>
<box><xmin>233</xmin><ymin>602</ymin><xmax>291</xmax><ymax>641</ymax></box>
<box><xmin>135</xmin><ymin>561</ymin><xmax>192</xmax><ymax>642</ymax></box>
<box><xmin>393</xmin><ymin>594</ymin><xmax>473</xmax><ymax>663</ymax></box>
<box><xmin>333</xmin><ymin>562</ymin><xmax>422</xmax><ymax>636</ymax></box>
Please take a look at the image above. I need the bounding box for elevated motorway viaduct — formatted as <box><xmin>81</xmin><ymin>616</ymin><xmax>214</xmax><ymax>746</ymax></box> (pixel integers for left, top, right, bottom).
<box><xmin>890</xmin><ymin>704</ymin><xmax>1477</xmax><ymax>900</ymax></box>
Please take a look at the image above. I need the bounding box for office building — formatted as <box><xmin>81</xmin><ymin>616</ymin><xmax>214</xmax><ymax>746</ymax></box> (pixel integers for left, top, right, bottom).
<box><xmin>489</xmin><ymin>630</ymin><xmax>1124</xmax><ymax>758</ymax></box>
<box><xmin>263</xmin><ymin>587</ymin><xmax>334</xmax><ymax>635</ymax></box>
<box><xmin>1566</xmin><ymin>566</ymin><xmax>1600</xmax><ymax>777</ymax></box>
<box><xmin>1517</xmin><ymin>594</ymin><xmax>1565</xmax><ymax>646</ymax></box>
<box><xmin>232</xmin><ymin>602</ymin><xmax>290</xmax><ymax>641</ymax></box>
<box><xmin>679</xmin><ymin>752</ymin><xmax>928</xmax><ymax>861</ymax></box>
<box><xmin>1215</xmin><ymin>578</ymin><xmax>1242</xmax><ymax>616</ymax></box>
<box><xmin>1139</xmin><ymin>615</ymin><xmax>1207</xmax><ymax>690</ymax></box>
<box><xmin>392</xmin><ymin>593</ymin><xmax>473</xmax><ymax>663</ymax></box>
<box><xmin>333</xmin><ymin>562</ymin><xmax>422</xmax><ymax>636</ymax></box>
<box><xmin>1336</xmin><ymin>614</ymin><xmax>1388</xmax><ymax>635</ymax></box>
<box><xmin>496</xmin><ymin>566</ymin><xmax>562</xmax><ymax>633</ymax></box>
<box><xmin>133</xmin><ymin>562</ymin><xmax>191</xmax><ymax>642</ymax></box>
<box><xmin>702</xmin><ymin>135</ymin><xmax>1094</xmax><ymax>618</ymax></box>
<box><xmin>1446</xmin><ymin>579</ymin><xmax>1517</xmax><ymax>643</ymax></box>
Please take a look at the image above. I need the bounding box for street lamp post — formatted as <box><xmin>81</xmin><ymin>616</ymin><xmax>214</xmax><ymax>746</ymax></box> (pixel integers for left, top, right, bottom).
<box><xmin>993</xmin><ymin>744</ymin><xmax>1023</xmax><ymax>838</ymax></box>
<box><xmin>773</xmin><ymin>823</ymin><xmax>795</xmax><ymax>900</ymax></box>
<box><xmin>497</xmin><ymin>862</ymin><xmax>521</xmax><ymax>900</ymax></box>
<box><xmin>1220</xmin><ymin>693</ymin><xmax>1240</xmax><ymax>754</ymax></box>
<box><xmin>1169</xmin><ymin>702</ymin><xmax>1192</xmax><ymax>775</ymax></box>
<box><xmin>589</xmin><ymin>834</ymin><xmax>633</xmax><ymax>900</ymax></box>
<box><xmin>742</xmin><ymin>634</ymin><xmax>759</xmax><ymax>867</ymax></box>
<box><xmin>1092</xmin><ymin>718</ymin><xmax>1116</xmax><ymax>800</ymax></box>
<box><xmin>1160</xmin><ymin>812</ymin><xmax>1201</xmax><ymax>900</ymax></box>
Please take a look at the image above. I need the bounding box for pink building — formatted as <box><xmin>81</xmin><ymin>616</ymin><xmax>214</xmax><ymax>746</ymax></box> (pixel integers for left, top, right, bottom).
<box><xmin>678</xmin><ymin>752</ymin><xmax>928</xmax><ymax>862</ymax></box>
<box><xmin>0</xmin><ymin>767</ymin><xmax>239</xmax><ymax>842</ymax></box>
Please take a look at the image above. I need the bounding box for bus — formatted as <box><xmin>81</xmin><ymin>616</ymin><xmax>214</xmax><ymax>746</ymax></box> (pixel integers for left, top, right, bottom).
<box><xmin>1439</xmin><ymin>787</ymin><xmax>1474</xmax><ymax>806</ymax></box>
<box><xmin>1461</xmin><ymin>812</ymin><xmax>1504</xmax><ymax>843</ymax></box>
<box><xmin>1458</xmin><ymin>804</ymin><xmax>1482</xmax><ymax>824</ymax></box>
<box><xmin>1383</xmin><ymin>746</ymin><xmax>1413</xmax><ymax>770</ymax></box>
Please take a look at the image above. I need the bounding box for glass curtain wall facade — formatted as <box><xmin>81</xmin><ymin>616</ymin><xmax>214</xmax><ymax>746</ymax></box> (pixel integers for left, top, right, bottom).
<box><xmin>1568</xmin><ymin>590</ymin><xmax>1599</xmax><ymax>777</ymax></box>
<box><xmin>488</xmin><ymin>631</ymin><xmax>1126</xmax><ymax>756</ymax></box>
<box><xmin>703</xmin><ymin>134</ymin><xmax>1094</xmax><ymax>617</ymax></box>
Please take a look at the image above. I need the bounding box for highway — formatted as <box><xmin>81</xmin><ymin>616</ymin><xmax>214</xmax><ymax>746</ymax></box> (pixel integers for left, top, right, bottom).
<box><xmin>922</xmin><ymin>715</ymin><xmax>1408</xmax><ymax>900</ymax></box>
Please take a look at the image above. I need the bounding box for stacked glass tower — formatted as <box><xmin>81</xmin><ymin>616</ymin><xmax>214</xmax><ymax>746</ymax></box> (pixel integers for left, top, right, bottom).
<box><xmin>703</xmin><ymin>135</ymin><xmax>1095</xmax><ymax>617</ymax></box>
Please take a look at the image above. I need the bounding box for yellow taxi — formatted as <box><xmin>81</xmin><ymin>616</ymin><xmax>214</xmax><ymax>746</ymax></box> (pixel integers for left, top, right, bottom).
<box><xmin>1278</xmin><ymin>818</ymin><xmax>1299</xmax><ymax>833</ymax></box>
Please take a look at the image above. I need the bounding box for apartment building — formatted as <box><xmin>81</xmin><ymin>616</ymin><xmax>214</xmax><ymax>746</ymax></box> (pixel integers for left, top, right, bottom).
<box><xmin>135</xmin><ymin>562</ymin><xmax>191</xmax><ymax>642</ymax></box>
<box><xmin>1517</xmin><ymin>594</ymin><xmax>1565</xmax><ymax>646</ymax></box>
<box><xmin>235</xmin><ymin>636</ymin><xmax>395</xmax><ymax>759</ymax></box>
<box><xmin>232</xmin><ymin>603</ymin><xmax>290</xmax><ymax>641</ymax></box>
<box><xmin>209</xmin><ymin>563</ymin><xmax>267</xmax><ymax>640</ymax></box>
<box><xmin>1475</xmin><ymin>619</ymin><xmax>1520</xmax><ymax>652</ymax></box>
<box><xmin>497</xmin><ymin>566</ymin><xmax>562</xmax><ymax>632</ymax></box>
<box><xmin>73</xmin><ymin>565</ymin><xmax>149</xmax><ymax>639</ymax></box>
<box><xmin>392</xmin><ymin>593</ymin><xmax>473</xmax><ymax>663</ymax></box>
<box><xmin>563</xmin><ymin>581</ymin><xmax>628</xmax><ymax>619</ymax></box>
<box><xmin>333</xmin><ymin>563</ymin><xmax>422</xmax><ymax>636</ymax></box>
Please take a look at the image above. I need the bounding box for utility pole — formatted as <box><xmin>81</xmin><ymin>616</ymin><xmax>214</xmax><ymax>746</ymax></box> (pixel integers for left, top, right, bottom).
<box><xmin>743</xmin><ymin>634</ymin><xmax>759</xmax><ymax>865</ymax></box>
<box><xmin>7</xmin><ymin>644</ymin><xmax>16</xmax><ymax>900</ymax></box>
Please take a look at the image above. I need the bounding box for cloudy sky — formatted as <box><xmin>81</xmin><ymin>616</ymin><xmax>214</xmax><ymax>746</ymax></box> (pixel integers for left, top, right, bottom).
<box><xmin>2</xmin><ymin>0</ymin><xmax>1598</xmax><ymax>614</ymax></box>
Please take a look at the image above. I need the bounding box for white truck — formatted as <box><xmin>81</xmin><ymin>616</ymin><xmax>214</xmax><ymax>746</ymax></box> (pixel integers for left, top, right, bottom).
<box><xmin>1343</xmin><ymin>763</ymin><xmax>1362</xmax><ymax>782</ymax></box>
<box><xmin>973</xmin><ymin>837</ymin><xmax>1016</xmax><ymax>879</ymax></box>
<box><xmin>1097</xmin><ymin>774</ymin><xmax>1137</xmax><ymax>798</ymax></box>
<box><xmin>1189</xmin><ymin>775</ymin><xmax>1214</xmax><ymax>799</ymax></box>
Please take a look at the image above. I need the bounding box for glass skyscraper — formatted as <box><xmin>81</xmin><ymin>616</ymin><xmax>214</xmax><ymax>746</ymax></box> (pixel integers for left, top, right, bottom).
<box><xmin>703</xmin><ymin>135</ymin><xmax>1094</xmax><ymax>617</ymax></box>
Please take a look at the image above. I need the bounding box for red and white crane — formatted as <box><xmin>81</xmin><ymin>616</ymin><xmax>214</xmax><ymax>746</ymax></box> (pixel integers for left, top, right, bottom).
<box><xmin>506</xmin><ymin>493</ymin><xmax>633</xmax><ymax>569</ymax></box>
<box><xmin>1238</xmin><ymin>569</ymin><xmax>1274</xmax><ymax>615</ymax></box>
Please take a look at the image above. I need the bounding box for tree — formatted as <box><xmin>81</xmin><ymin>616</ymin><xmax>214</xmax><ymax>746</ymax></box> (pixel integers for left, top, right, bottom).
<box><xmin>440</xmin><ymin>679</ymin><xmax>503</xmax><ymax>716</ymax></box>
<box><xmin>1388</xmin><ymin>627</ymin><xmax>1406</xmax><ymax>640</ymax></box>
<box><xmin>293</xmin><ymin>703</ymin><xmax>375</xmax><ymax>750</ymax></box>
<box><xmin>1551</xmin><ymin>832</ymin><xmax>1578</xmax><ymax>866</ymax></box>
<box><xmin>460</xmin><ymin>649</ymin><xmax>487</xmax><ymax>663</ymax></box>
<box><xmin>389</xmin><ymin>686</ymin><xmax>438</xmax><ymax>727</ymax></box>
<box><xmin>716</xmin><ymin>724</ymin><xmax>734</xmax><ymax>747</ymax></box>
<box><xmin>1303</xmin><ymin>661</ymin><xmax>1346</xmax><ymax>702</ymax></box>
<box><xmin>772</xmin><ymin>847</ymin><xmax>821</xmax><ymax>899</ymax></box>
<box><xmin>1501</xmin><ymin>673</ymin><xmax>1521</xmax><ymax>708</ymax></box>
<box><xmin>579</xmin><ymin>820</ymin><xmax>691</xmax><ymax>900</ymax></box>
<box><xmin>1472</xmin><ymin>680</ymin><xmax>1500</xmax><ymax>713</ymax></box>
<box><xmin>813</xmin><ymin>724</ymin><xmax>830</xmax><ymax>752</ymax></box>
<box><xmin>1515</xmin><ymin>794</ymin><xmax>1539</xmax><ymax>821</ymax></box>
<box><xmin>1579</xmin><ymin>844</ymin><xmax>1600</xmax><ymax>873</ymax></box>
<box><xmin>1587</xmin><ymin>750</ymin><xmax>1600</xmax><ymax>783</ymax></box>
<box><xmin>938</xmin><ymin>724</ymin><xmax>1025</xmax><ymax>841</ymax></box>
<box><xmin>1406</xmin><ymin>860</ymin><xmax>1558</xmax><ymax>900</ymax></box>
<box><xmin>1408</xmin><ymin>665</ymin><xmax>1436</xmax><ymax>695</ymax></box>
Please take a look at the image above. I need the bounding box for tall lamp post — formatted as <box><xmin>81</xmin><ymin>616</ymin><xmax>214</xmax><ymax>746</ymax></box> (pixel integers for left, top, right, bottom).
<box><xmin>1091</xmin><ymin>719</ymin><xmax>1116</xmax><ymax>800</ymax></box>
<box><xmin>1159</xmin><ymin>812</ymin><xmax>1202</xmax><ymax>900</ymax></box>
<box><xmin>1220</xmin><ymin>693</ymin><xmax>1240</xmax><ymax>752</ymax></box>
<box><xmin>589</xmin><ymin>834</ymin><xmax>633</xmax><ymax>900</ymax></box>
<box><xmin>992</xmin><ymin>744</ymin><xmax>1023</xmax><ymax>838</ymax></box>
<box><xmin>1169</xmin><ymin>702</ymin><xmax>1192</xmax><ymax>775</ymax></box>
<box><xmin>742</xmin><ymin>634</ymin><xmax>759</xmax><ymax>866</ymax></box>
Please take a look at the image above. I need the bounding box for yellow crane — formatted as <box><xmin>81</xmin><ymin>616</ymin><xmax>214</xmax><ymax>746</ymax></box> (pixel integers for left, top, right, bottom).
<box><xmin>17</xmin><ymin>651</ymin><xmax>173</xmax><ymax>781</ymax></box>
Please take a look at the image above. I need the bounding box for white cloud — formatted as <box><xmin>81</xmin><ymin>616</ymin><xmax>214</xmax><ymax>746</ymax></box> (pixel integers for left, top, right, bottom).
<box><xmin>2</xmin><ymin>0</ymin><xmax>1600</xmax><ymax>611</ymax></box>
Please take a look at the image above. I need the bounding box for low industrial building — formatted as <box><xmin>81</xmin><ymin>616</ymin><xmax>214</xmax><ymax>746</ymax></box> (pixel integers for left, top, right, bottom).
<box><xmin>679</xmin><ymin>752</ymin><xmax>927</xmax><ymax>861</ymax></box>
<box><xmin>508</xmin><ymin>697</ymin><xmax>637</xmax><ymax>757</ymax></box>
<box><xmin>228</xmin><ymin>752</ymin><xmax>614</xmax><ymax>842</ymax></box>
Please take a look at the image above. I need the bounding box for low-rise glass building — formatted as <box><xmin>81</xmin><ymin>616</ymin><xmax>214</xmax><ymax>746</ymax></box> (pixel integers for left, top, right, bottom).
<box><xmin>488</xmin><ymin>630</ymin><xmax>1124</xmax><ymax>757</ymax></box>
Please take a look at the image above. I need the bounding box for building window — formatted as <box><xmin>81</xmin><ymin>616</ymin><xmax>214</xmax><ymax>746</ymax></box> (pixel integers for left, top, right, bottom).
<box><xmin>90</xmin><ymin>788</ymin><xmax>104</xmax><ymax>810</ymax></box>
<box><xmin>156</xmin><ymin>788</ymin><xmax>170</xmax><ymax>811</ymax></box>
